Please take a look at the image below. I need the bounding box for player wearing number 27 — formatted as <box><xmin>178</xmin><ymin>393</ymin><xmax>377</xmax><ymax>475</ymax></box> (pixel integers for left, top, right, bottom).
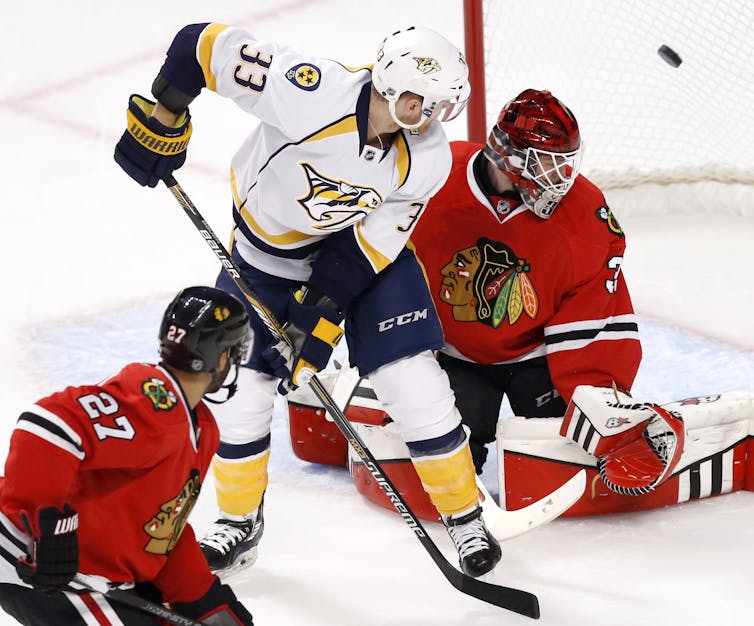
<box><xmin>0</xmin><ymin>287</ymin><xmax>254</xmax><ymax>625</ymax></box>
<box><xmin>113</xmin><ymin>24</ymin><xmax>503</xmax><ymax>578</ymax></box>
<box><xmin>410</xmin><ymin>90</ymin><xmax>681</xmax><ymax>496</ymax></box>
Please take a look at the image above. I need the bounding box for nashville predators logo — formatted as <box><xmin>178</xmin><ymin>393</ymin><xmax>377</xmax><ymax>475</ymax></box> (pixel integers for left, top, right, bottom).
<box><xmin>413</xmin><ymin>57</ymin><xmax>441</xmax><ymax>74</ymax></box>
<box><xmin>214</xmin><ymin>306</ymin><xmax>231</xmax><ymax>321</ymax></box>
<box><xmin>596</xmin><ymin>205</ymin><xmax>624</xmax><ymax>237</ymax></box>
<box><xmin>142</xmin><ymin>378</ymin><xmax>177</xmax><ymax>411</ymax></box>
<box><xmin>439</xmin><ymin>237</ymin><xmax>539</xmax><ymax>328</ymax></box>
<box><xmin>298</xmin><ymin>162</ymin><xmax>383</xmax><ymax>231</ymax></box>
<box><xmin>143</xmin><ymin>470</ymin><xmax>201</xmax><ymax>554</ymax></box>
<box><xmin>286</xmin><ymin>63</ymin><xmax>321</xmax><ymax>91</ymax></box>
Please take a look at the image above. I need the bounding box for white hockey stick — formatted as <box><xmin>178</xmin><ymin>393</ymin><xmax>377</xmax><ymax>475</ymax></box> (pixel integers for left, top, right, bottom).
<box><xmin>331</xmin><ymin>364</ymin><xmax>586</xmax><ymax>539</ymax></box>
<box><xmin>478</xmin><ymin>469</ymin><xmax>586</xmax><ymax>541</ymax></box>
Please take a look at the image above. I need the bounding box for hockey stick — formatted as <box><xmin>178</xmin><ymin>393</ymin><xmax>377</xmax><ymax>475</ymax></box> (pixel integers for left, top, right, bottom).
<box><xmin>325</xmin><ymin>364</ymin><xmax>586</xmax><ymax>540</ymax></box>
<box><xmin>479</xmin><ymin>469</ymin><xmax>585</xmax><ymax>540</ymax></box>
<box><xmin>72</xmin><ymin>574</ymin><xmax>204</xmax><ymax>626</ymax></box>
<box><xmin>163</xmin><ymin>175</ymin><xmax>540</xmax><ymax>619</ymax></box>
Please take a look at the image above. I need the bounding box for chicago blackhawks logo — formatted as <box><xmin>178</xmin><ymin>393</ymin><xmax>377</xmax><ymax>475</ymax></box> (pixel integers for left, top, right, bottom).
<box><xmin>596</xmin><ymin>205</ymin><xmax>624</xmax><ymax>237</ymax></box>
<box><xmin>297</xmin><ymin>162</ymin><xmax>382</xmax><ymax>231</ymax></box>
<box><xmin>143</xmin><ymin>470</ymin><xmax>201</xmax><ymax>554</ymax></box>
<box><xmin>439</xmin><ymin>237</ymin><xmax>538</xmax><ymax>327</ymax></box>
<box><xmin>679</xmin><ymin>395</ymin><xmax>721</xmax><ymax>406</ymax></box>
<box><xmin>605</xmin><ymin>417</ymin><xmax>632</xmax><ymax>428</ymax></box>
<box><xmin>214</xmin><ymin>306</ymin><xmax>231</xmax><ymax>321</ymax></box>
<box><xmin>141</xmin><ymin>378</ymin><xmax>177</xmax><ymax>411</ymax></box>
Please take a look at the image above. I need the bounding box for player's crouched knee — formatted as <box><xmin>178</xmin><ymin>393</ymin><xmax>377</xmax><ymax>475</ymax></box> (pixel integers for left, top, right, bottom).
<box><xmin>171</xmin><ymin>578</ymin><xmax>253</xmax><ymax>625</ymax></box>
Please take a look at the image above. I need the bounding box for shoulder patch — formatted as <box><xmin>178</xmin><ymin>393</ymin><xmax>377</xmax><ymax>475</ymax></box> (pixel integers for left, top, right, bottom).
<box><xmin>595</xmin><ymin>205</ymin><xmax>624</xmax><ymax>237</ymax></box>
<box><xmin>286</xmin><ymin>63</ymin><xmax>321</xmax><ymax>91</ymax></box>
<box><xmin>142</xmin><ymin>378</ymin><xmax>177</xmax><ymax>411</ymax></box>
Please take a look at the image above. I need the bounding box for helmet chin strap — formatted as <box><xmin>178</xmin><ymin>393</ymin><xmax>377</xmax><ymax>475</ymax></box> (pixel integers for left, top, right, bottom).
<box><xmin>203</xmin><ymin>362</ymin><xmax>242</xmax><ymax>405</ymax></box>
<box><xmin>387</xmin><ymin>99</ymin><xmax>428</xmax><ymax>131</ymax></box>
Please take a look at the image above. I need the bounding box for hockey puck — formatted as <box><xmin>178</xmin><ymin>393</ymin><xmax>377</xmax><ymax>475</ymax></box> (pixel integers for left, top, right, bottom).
<box><xmin>657</xmin><ymin>45</ymin><xmax>682</xmax><ymax>68</ymax></box>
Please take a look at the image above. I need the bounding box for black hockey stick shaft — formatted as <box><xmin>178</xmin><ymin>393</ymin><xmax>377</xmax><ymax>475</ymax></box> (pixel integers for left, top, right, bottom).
<box><xmin>163</xmin><ymin>175</ymin><xmax>540</xmax><ymax>619</ymax></box>
<box><xmin>73</xmin><ymin>574</ymin><xmax>205</xmax><ymax>626</ymax></box>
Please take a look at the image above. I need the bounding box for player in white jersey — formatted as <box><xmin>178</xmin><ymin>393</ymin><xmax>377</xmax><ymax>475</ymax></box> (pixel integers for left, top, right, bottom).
<box><xmin>114</xmin><ymin>24</ymin><xmax>501</xmax><ymax>579</ymax></box>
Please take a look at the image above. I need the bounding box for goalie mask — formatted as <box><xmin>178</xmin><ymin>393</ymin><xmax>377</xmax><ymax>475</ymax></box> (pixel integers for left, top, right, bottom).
<box><xmin>372</xmin><ymin>26</ymin><xmax>471</xmax><ymax>131</ymax></box>
<box><xmin>484</xmin><ymin>89</ymin><xmax>582</xmax><ymax>218</ymax></box>
<box><xmin>159</xmin><ymin>286</ymin><xmax>251</xmax><ymax>402</ymax></box>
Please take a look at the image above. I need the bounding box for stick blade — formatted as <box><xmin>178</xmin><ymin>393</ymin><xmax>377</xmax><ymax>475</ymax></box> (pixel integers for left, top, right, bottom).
<box><xmin>433</xmin><ymin>554</ymin><xmax>540</xmax><ymax>618</ymax></box>
<box><xmin>481</xmin><ymin>469</ymin><xmax>587</xmax><ymax>541</ymax></box>
<box><xmin>456</xmin><ymin>571</ymin><xmax>540</xmax><ymax>618</ymax></box>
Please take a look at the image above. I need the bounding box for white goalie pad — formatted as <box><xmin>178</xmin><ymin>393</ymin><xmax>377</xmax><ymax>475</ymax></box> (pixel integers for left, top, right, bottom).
<box><xmin>498</xmin><ymin>391</ymin><xmax>754</xmax><ymax>516</ymax></box>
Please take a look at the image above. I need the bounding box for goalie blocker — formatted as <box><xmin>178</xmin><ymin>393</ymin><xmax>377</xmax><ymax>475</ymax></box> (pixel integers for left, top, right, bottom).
<box><xmin>287</xmin><ymin>377</ymin><xmax>754</xmax><ymax>519</ymax></box>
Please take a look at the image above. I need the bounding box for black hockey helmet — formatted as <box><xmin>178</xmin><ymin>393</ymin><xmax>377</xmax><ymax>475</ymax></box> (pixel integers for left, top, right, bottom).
<box><xmin>159</xmin><ymin>286</ymin><xmax>251</xmax><ymax>374</ymax></box>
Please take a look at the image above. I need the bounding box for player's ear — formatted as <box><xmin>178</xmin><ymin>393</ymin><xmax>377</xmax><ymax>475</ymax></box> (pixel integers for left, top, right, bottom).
<box><xmin>218</xmin><ymin>349</ymin><xmax>231</xmax><ymax>370</ymax></box>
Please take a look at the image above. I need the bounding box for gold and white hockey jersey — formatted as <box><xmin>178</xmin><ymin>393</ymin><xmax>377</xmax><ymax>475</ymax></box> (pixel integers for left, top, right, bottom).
<box><xmin>176</xmin><ymin>23</ymin><xmax>452</xmax><ymax>285</ymax></box>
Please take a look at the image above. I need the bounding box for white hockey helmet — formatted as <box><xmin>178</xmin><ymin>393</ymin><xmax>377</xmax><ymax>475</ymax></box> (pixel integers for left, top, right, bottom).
<box><xmin>372</xmin><ymin>26</ymin><xmax>471</xmax><ymax>131</ymax></box>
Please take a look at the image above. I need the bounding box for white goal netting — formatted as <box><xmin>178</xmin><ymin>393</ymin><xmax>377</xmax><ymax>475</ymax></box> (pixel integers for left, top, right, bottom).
<box><xmin>471</xmin><ymin>0</ymin><xmax>754</xmax><ymax>196</ymax></box>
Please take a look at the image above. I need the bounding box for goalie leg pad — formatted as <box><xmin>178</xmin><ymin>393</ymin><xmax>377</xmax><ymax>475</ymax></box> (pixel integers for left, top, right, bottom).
<box><xmin>598</xmin><ymin>404</ymin><xmax>685</xmax><ymax>496</ymax></box>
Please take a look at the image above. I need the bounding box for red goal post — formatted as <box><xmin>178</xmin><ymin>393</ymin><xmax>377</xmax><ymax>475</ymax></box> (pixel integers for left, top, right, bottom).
<box><xmin>463</xmin><ymin>0</ymin><xmax>754</xmax><ymax>196</ymax></box>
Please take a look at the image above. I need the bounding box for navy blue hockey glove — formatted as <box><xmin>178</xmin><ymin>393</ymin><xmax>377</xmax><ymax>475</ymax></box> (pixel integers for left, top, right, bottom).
<box><xmin>16</xmin><ymin>504</ymin><xmax>79</xmax><ymax>592</ymax></box>
<box><xmin>114</xmin><ymin>94</ymin><xmax>192</xmax><ymax>188</ymax></box>
<box><xmin>172</xmin><ymin>578</ymin><xmax>254</xmax><ymax>626</ymax></box>
<box><xmin>262</xmin><ymin>286</ymin><xmax>344</xmax><ymax>395</ymax></box>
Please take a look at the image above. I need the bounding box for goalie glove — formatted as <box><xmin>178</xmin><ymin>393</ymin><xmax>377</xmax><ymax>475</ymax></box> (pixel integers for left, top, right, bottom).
<box><xmin>16</xmin><ymin>504</ymin><xmax>79</xmax><ymax>592</ymax></box>
<box><xmin>598</xmin><ymin>404</ymin><xmax>685</xmax><ymax>496</ymax></box>
<box><xmin>262</xmin><ymin>286</ymin><xmax>344</xmax><ymax>395</ymax></box>
<box><xmin>114</xmin><ymin>94</ymin><xmax>192</xmax><ymax>188</ymax></box>
<box><xmin>561</xmin><ymin>385</ymin><xmax>685</xmax><ymax>495</ymax></box>
<box><xmin>171</xmin><ymin>578</ymin><xmax>254</xmax><ymax>626</ymax></box>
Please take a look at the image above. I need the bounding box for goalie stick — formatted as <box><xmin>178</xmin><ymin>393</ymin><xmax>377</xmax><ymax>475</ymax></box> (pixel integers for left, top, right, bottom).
<box><xmin>163</xmin><ymin>175</ymin><xmax>541</xmax><ymax>619</ymax></box>
<box><xmin>478</xmin><ymin>470</ymin><xmax>586</xmax><ymax>540</ymax></box>
<box><xmin>73</xmin><ymin>574</ymin><xmax>203</xmax><ymax>626</ymax></box>
<box><xmin>326</xmin><ymin>364</ymin><xmax>587</xmax><ymax>541</ymax></box>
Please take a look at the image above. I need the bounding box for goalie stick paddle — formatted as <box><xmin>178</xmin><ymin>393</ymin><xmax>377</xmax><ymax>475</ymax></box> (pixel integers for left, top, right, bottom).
<box><xmin>163</xmin><ymin>175</ymin><xmax>540</xmax><ymax>619</ymax></box>
<box><xmin>73</xmin><ymin>574</ymin><xmax>204</xmax><ymax>626</ymax></box>
<box><xmin>479</xmin><ymin>469</ymin><xmax>586</xmax><ymax>541</ymax></box>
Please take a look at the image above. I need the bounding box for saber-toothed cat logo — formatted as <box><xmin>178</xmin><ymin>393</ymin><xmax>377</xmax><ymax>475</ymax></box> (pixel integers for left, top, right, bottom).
<box><xmin>413</xmin><ymin>56</ymin><xmax>441</xmax><ymax>74</ymax></box>
<box><xmin>439</xmin><ymin>237</ymin><xmax>538</xmax><ymax>328</ymax></box>
<box><xmin>297</xmin><ymin>163</ymin><xmax>382</xmax><ymax>231</ymax></box>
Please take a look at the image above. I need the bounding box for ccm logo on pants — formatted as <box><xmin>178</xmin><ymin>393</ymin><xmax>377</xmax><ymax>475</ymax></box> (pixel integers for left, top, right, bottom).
<box><xmin>378</xmin><ymin>309</ymin><xmax>428</xmax><ymax>332</ymax></box>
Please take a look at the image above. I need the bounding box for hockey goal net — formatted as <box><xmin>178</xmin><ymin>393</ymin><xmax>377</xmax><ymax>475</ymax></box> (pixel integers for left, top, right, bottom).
<box><xmin>463</xmin><ymin>0</ymin><xmax>754</xmax><ymax>197</ymax></box>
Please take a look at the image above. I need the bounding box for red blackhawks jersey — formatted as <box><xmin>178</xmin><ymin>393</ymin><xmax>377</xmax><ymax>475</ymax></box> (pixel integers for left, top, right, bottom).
<box><xmin>410</xmin><ymin>142</ymin><xmax>641</xmax><ymax>402</ymax></box>
<box><xmin>0</xmin><ymin>362</ymin><xmax>218</xmax><ymax>603</ymax></box>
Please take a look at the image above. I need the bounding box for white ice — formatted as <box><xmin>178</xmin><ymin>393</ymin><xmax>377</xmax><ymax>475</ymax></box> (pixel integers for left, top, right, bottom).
<box><xmin>2</xmin><ymin>2</ymin><xmax>754</xmax><ymax>625</ymax></box>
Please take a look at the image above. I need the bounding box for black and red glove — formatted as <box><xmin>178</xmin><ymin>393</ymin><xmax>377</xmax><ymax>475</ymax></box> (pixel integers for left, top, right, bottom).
<box><xmin>16</xmin><ymin>504</ymin><xmax>79</xmax><ymax>592</ymax></box>
<box><xmin>171</xmin><ymin>578</ymin><xmax>254</xmax><ymax>626</ymax></box>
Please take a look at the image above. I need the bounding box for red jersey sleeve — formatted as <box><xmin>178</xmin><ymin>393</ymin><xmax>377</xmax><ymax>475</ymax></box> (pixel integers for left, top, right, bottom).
<box><xmin>544</xmin><ymin>225</ymin><xmax>642</xmax><ymax>402</ymax></box>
